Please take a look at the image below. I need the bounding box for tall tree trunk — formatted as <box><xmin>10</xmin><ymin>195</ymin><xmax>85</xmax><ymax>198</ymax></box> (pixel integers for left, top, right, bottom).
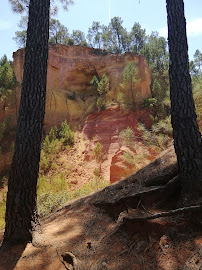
<box><xmin>3</xmin><ymin>0</ymin><xmax>50</xmax><ymax>245</ymax></box>
<box><xmin>166</xmin><ymin>0</ymin><xmax>202</xmax><ymax>204</ymax></box>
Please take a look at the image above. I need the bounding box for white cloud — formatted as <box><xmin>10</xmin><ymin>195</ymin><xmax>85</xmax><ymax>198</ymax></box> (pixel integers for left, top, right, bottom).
<box><xmin>187</xmin><ymin>18</ymin><xmax>202</xmax><ymax>37</ymax></box>
<box><xmin>0</xmin><ymin>19</ymin><xmax>13</xmax><ymax>31</ymax></box>
<box><xmin>159</xmin><ymin>17</ymin><xmax>202</xmax><ymax>38</ymax></box>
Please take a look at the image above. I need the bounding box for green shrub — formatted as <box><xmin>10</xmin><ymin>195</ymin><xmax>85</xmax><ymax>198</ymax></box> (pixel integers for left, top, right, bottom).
<box><xmin>90</xmin><ymin>74</ymin><xmax>109</xmax><ymax>111</ymax></box>
<box><xmin>48</xmin><ymin>126</ymin><xmax>58</xmax><ymax>141</ymax></box>
<box><xmin>117</xmin><ymin>92</ymin><xmax>129</xmax><ymax>111</ymax></box>
<box><xmin>90</xmin><ymin>75</ymin><xmax>100</xmax><ymax>92</ymax></box>
<box><xmin>70</xmin><ymin>176</ymin><xmax>108</xmax><ymax>199</ymax></box>
<box><xmin>51</xmin><ymin>162</ymin><xmax>57</xmax><ymax>170</ymax></box>
<box><xmin>36</xmin><ymin>172</ymin><xmax>108</xmax><ymax>217</ymax></box>
<box><xmin>142</xmin><ymin>98</ymin><xmax>157</xmax><ymax>109</ymax></box>
<box><xmin>40</xmin><ymin>150</ymin><xmax>51</xmax><ymax>172</ymax></box>
<box><xmin>59</xmin><ymin>120</ymin><xmax>74</xmax><ymax>145</ymax></box>
<box><xmin>37</xmin><ymin>173</ymin><xmax>69</xmax><ymax>216</ymax></box>
<box><xmin>137</xmin><ymin>117</ymin><xmax>172</xmax><ymax>150</ymax></box>
<box><xmin>92</xmin><ymin>142</ymin><xmax>103</xmax><ymax>163</ymax></box>
<box><xmin>0</xmin><ymin>55</ymin><xmax>17</xmax><ymax>97</ymax></box>
<box><xmin>96</xmin><ymin>96</ymin><xmax>106</xmax><ymax>110</ymax></box>
<box><xmin>37</xmin><ymin>190</ymin><xmax>69</xmax><ymax>217</ymax></box>
<box><xmin>119</xmin><ymin>127</ymin><xmax>135</xmax><ymax>146</ymax></box>
<box><xmin>42</xmin><ymin>136</ymin><xmax>62</xmax><ymax>155</ymax></box>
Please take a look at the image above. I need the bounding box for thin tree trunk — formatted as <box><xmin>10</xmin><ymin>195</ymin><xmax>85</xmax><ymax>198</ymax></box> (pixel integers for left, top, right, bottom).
<box><xmin>166</xmin><ymin>0</ymin><xmax>202</xmax><ymax>204</ymax></box>
<box><xmin>3</xmin><ymin>0</ymin><xmax>50</xmax><ymax>245</ymax></box>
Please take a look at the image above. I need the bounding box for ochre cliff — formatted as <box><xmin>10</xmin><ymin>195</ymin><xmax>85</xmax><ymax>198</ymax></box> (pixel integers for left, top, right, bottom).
<box><xmin>1</xmin><ymin>45</ymin><xmax>152</xmax><ymax>182</ymax></box>
<box><xmin>82</xmin><ymin>105</ymin><xmax>157</xmax><ymax>183</ymax></box>
<box><xmin>12</xmin><ymin>44</ymin><xmax>151</xmax><ymax>128</ymax></box>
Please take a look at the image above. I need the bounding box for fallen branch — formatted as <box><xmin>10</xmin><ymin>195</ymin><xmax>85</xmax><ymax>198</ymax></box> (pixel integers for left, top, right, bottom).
<box><xmin>123</xmin><ymin>204</ymin><xmax>202</xmax><ymax>222</ymax></box>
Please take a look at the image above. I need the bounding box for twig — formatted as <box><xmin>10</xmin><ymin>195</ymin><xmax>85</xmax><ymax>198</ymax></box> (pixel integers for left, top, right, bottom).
<box><xmin>140</xmin><ymin>203</ymin><xmax>153</xmax><ymax>215</ymax></box>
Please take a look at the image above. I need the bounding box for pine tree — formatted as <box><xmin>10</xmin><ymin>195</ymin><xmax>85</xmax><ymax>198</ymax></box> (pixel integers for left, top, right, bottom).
<box><xmin>166</xmin><ymin>0</ymin><xmax>202</xmax><ymax>204</ymax></box>
<box><xmin>2</xmin><ymin>0</ymin><xmax>73</xmax><ymax>246</ymax></box>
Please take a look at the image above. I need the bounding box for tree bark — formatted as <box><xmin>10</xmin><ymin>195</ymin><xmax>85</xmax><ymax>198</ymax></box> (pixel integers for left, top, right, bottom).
<box><xmin>166</xmin><ymin>0</ymin><xmax>202</xmax><ymax>204</ymax></box>
<box><xmin>3</xmin><ymin>0</ymin><xmax>50</xmax><ymax>245</ymax></box>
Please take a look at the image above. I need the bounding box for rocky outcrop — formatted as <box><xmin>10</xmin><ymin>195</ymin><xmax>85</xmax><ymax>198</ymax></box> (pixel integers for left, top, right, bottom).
<box><xmin>12</xmin><ymin>44</ymin><xmax>151</xmax><ymax>129</ymax></box>
<box><xmin>0</xmin><ymin>45</ymin><xmax>153</xmax><ymax>182</ymax></box>
<box><xmin>82</xmin><ymin>105</ymin><xmax>157</xmax><ymax>183</ymax></box>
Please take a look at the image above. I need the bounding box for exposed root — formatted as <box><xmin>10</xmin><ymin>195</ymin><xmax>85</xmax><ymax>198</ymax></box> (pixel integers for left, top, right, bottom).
<box><xmin>123</xmin><ymin>204</ymin><xmax>202</xmax><ymax>222</ymax></box>
<box><xmin>93</xmin><ymin>176</ymin><xmax>181</xmax><ymax>218</ymax></box>
<box><xmin>93</xmin><ymin>186</ymin><xmax>164</xmax><ymax>218</ymax></box>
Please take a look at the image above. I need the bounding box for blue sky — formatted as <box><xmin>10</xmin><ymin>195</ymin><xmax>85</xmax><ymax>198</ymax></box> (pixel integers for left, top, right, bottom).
<box><xmin>0</xmin><ymin>0</ymin><xmax>202</xmax><ymax>60</ymax></box>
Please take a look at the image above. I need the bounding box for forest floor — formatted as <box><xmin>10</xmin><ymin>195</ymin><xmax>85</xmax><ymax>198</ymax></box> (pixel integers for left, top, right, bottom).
<box><xmin>0</xmin><ymin>146</ymin><xmax>201</xmax><ymax>270</ymax></box>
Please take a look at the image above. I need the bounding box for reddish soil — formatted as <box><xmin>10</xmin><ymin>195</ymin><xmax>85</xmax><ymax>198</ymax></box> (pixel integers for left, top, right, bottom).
<box><xmin>0</xmin><ymin>146</ymin><xmax>201</xmax><ymax>270</ymax></box>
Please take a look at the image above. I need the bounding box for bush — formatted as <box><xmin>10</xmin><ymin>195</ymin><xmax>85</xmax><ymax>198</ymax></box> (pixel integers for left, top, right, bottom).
<box><xmin>48</xmin><ymin>126</ymin><xmax>58</xmax><ymax>141</ymax></box>
<box><xmin>90</xmin><ymin>74</ymin><xmax>109</xmax><ymax>111</ymax></box>
<box><xmin>59</xmin><ymin>120</ymin><xmax>74</xmax><ymax>145</ymax></box>
<box><xmin>40</xmin><ymin>150</ymin><xmax>51</xmax><ymax>173</ymax></box>
<box><xmin>142</xmin><ymin>98</ymin><xmax>157</xmax><ymax>109</ymax></box>
<box><xmin>37</xmin><ymin>173</ymin><xmax>69</xmax><ymax>216</ymax></box>
<box><xmin>96</xmin><ymin>96</ymin><xmax>106</xmax><ymax>111</ymax></box>
<box><xmin>137</xmin><ymin>117</ymin><xmax>172</xmax><ymax>150</ymax></box>
<box><xmin>92</xmin><ymin>142</ymin><xmax>103</xmax><ymax>163</ymax></box>
<box><xmin>40</xmin><ymin>121</ymin><xmax>74</xmax><ymax>175</ymax></box>
<box><xmin>90</xmin><ymin>76</ymin><xmax>100</xmax><ymax>92</ymax></box>
<box><xmin>119</xmin><ymin>127</ymin><xmax>135</xmax><ymax>146</ymax></box>
<box><xmin>117</xmin><ymin>92</ymin><xmax>129</xmax><ymax>111</ymax></box>
<box><xmin>36</xmin><ymin>172</ymin><xmax>108</xmax><ymax>217</ymax></box>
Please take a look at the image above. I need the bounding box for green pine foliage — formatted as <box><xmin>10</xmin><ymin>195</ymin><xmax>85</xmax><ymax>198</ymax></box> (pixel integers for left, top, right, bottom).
<box><xmin>117</xmin><ymin>92</ymin><xmax>129</xmax><ymax>111</ymax></box>
<box><xmin>40</xmin><ymin>121</ymin><xmax>74</xmax><ymax>173</ymax></box>
<box><xmin>137</xmin><ymin>116</ymin><xmax>172</xmax><ymax>150</ymax></box>
<box><xmin>92</xmin><ymin>142</ymin><xmax>103</xmax><ymax>163</ymax></box>
<box><xmin>0</xmin><ymin>55</ymin><xmax>17</xmax><ymax>101</ymax></box>
<box><xmin>90</xmin><ymin>74</ymin><xmax>109</xmax><ymax>111</ymax></box>
<box><xmin>59</xmin><ymin>120</ymin><xmax>74</xmax><ymax>145</ymax></box>
<box><xmin>97</xmin><ymin>74</ymin><xmax>109</xmax><ymax>96</ymax></box>
<box><xmin>90</xmin><ymin>75</ymin><xmax>100</xmax><ymax>92</ymax></box>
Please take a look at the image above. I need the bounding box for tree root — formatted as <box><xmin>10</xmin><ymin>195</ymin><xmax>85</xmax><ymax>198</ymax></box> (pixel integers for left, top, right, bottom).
<box><xmin>93</xmin><ymin>176</ymin><xmax>181</xmax><ymax>219</ymax></box>
<box><xmin>93</xmin><ymin>186</ymin><xmax>164</xmax><ymax>218</ymax></box>
<box><xmin>123</xmin><ymin>204</ymin><xmax>202</xmax><ymax>222</ymax></box>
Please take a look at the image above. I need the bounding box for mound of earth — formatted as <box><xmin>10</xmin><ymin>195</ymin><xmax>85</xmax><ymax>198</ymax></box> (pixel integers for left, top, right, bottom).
<box><xmin>0</xmin><ymin>146</ymin><xmax>201</xmax><ymax>270</ymax></box>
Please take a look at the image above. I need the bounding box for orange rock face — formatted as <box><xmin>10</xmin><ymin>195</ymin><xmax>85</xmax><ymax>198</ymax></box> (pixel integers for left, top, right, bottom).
<box><xmin>82</xmin><ymin>105</ymin><xmax>157</xmax><ymax>183</ymax></box>
<box><xmin>13</xmin><ymin>44</ymin><xmax>151</xmax><ymax>128</ymax></box>
<box><xmin>1</xmin><ymin>45</ymin><xmax>153</xmax><ymax>182</ymax></box>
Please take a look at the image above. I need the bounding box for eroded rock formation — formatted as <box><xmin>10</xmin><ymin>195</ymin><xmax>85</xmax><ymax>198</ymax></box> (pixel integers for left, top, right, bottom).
<box><xmin>1</xmin><ymin>45</ymin><xmax>152</xmax><ymax>182</ymax></box>
<box><xmin>82</xmin><ymin>105</ymin><xmax>157</xmax><ymax>183</ymax></box>
<box><xmin>12</xmin><ymin>44</ymin><xmax>151</xmax><ymax>129</ymax></box>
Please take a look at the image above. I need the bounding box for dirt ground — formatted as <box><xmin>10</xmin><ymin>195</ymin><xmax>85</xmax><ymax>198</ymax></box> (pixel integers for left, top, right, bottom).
<box><xmin>0</xmin><ymin>146</ymin><xmax>201</xmax><ymax>270</ymax></box>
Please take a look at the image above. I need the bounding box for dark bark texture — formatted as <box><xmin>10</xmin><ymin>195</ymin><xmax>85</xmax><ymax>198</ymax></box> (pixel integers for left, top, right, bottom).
<box><xmin>166</xmin><ymin>0</ymin><xmax>202</xmax><ymax>204</ymax></box>
<box><xmin>3</xmin><ymin>0</ymin><xmax>50</xmax><ymax>244</ymax></box>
